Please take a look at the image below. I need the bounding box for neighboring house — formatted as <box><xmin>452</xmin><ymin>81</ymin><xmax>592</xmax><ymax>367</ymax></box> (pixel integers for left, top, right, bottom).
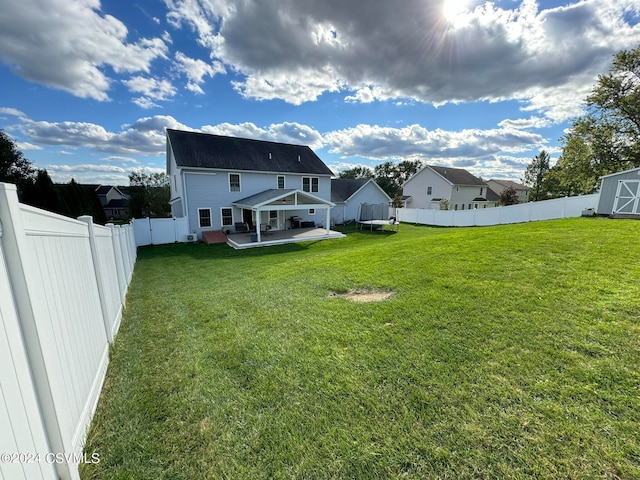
<box><xmin>596</xmin><ymin>167</ymin><xmax>640</xmax><ymax>216</ymax></box>
<box><xmin>82</xmin><ymin>184</ymin><xmax>130</xmax><ymax>220</ymax></box>
<box><xmin>486</xmin><ymin>179</ymin><xmax>530</xmax><ymax>204</ymax></box>
<box><xmin>331</xmin><ymin>178</ymin><xmax>391</xmax><ymax>225</ymax></box>
<box><xmin>402</xmin><ymin>165</ymin><xmax>495</xmax><ymax>210</ymax></box>
<box><xmin>167</xmin><ymin>129</ymin><xmax>336</xmax><ymax>239</ymax></box>
<box><xmin>104</xmin><ymin>198</ymin><xmax>129</xmax><ymax>220</ymax></box>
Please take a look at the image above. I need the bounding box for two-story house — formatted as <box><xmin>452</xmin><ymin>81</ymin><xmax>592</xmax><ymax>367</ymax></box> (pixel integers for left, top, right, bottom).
<box><xmin>486</xmin><ymin>179</ymin><xmax>530</xmax><ymax>204</ymax></box>
<box><xmin>167</xmin><ymin>129</ymin><xmax>336</xmax><ymax>241</ymax></box>
<box><xmin>402</xmin><ymin>165</ymin><xmax>495</xmax><ymax>210</ymax></box>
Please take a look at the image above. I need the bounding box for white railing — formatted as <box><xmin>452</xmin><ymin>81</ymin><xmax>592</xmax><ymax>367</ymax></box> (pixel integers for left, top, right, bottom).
<box><xmin>132</xmin><ymin>216</ymin><xmax>190</xmax><ymax>246</ymax></box>
<box><xmin>397</xmin><ymin>194</ymin><xmax>600</xmax><ymax>227</ymax></box>
<box><xmin>0</xmin><ymin>183</ymin><xmax>136</xmax><ymax>480</ymax></box>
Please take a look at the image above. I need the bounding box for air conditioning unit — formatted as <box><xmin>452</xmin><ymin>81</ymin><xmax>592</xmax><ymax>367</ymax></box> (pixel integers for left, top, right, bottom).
<box><xmin>186</xmin><ymin>234</ymin><xmax>197</xmax><ymax>242</ymax></box>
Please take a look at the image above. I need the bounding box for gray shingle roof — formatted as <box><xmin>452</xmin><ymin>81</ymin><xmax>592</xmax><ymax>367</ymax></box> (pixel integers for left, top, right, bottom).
<box><xmin>430</xmin><ymin>165</ymin><xmax>486</xmax><ymax>186</ymax></box>
<box><xmin>167</xmin><ymin>129</ymin><xmax>333</xmax><ymax>175</ymax></box>
<box><xmin>331</xmin><ymin>178</ymin><xmax>370</xmax><ymax>202</ymax></box>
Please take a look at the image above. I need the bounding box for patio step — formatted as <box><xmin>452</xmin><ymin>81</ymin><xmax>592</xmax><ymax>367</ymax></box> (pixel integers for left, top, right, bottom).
<box><xmin>202</xmin><ymin>230</ymin><xmax>227</xmax><ymax>244</ymax></box>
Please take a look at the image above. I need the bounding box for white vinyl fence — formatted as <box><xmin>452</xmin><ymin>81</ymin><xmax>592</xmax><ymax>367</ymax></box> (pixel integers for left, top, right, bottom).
<box><xmin>0</xmin><ymin>183</ymin><xmax>136</xmax><ymax>480</ymax></box>
<box><xmin>132</xmin><ymin>216</ymin><xmax>189</xmax><ymax>246</ymax></box>
<box><xmin>397</xmin><ymin>194</ymin><xmax>600</xmax><ymax>227</ymax></box>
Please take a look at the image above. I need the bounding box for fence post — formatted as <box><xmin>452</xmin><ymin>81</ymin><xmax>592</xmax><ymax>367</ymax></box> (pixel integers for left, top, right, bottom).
<box><xmin>0</xmin><ymin>184</ymin><xmax>72</xmax><ymax>479</ymax></box>
<box><xmin>78</xmin><ymin>216</ymin><xmax>114</xmax><ymax>343</ymax></box>
<box><xmin>107</xmin><ymin>224</ymin><xmax>127</xmax><ymax>304</ymax></box>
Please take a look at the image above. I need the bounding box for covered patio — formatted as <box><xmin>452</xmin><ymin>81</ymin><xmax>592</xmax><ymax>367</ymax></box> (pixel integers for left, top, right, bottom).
<box><xmin>226</xmin><ymin>227</ymin><xmax>345</xmax><ymax>249</ymax></box>
<box><xmin>229</xmin><ymin>188</ymin><xmax>345</xmax><ymax>248</ymax></box>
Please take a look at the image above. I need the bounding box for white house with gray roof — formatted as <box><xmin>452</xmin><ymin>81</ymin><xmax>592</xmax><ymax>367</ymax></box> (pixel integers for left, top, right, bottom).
<box><xmin>402</xmin><ymin>165</ymin><xmax>496</xmax><ymax>210</ymax></box>
<box><xmin>167</xmin><ymin>129</ymin><xmax>336</xmax><ymax>241</ymax></box>
<box><xmin>331</xmin><ymin>178</ymin><xmax>391</xmax><ymax>224</ymax></box>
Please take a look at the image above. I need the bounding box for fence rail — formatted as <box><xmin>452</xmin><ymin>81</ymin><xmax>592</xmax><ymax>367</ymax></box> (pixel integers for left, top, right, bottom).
<box><xmin>0</xmin><ymin>183</ymin><xmax>136</xmax><ymax>480</ymax></box>
<box><xmin>397</xmin><ymin>194</ymin><xmax>600</xmax><ymax>227</ymax></box>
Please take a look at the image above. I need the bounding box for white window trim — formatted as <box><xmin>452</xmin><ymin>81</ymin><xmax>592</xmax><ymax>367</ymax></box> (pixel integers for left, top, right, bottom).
<box><xmin>302</xmin><ymin>176</ymin><xmax>319</xmax><ymax>193</ymax></box>
<box><xmin>228</xmin><ymin>173</ymin><xmax>241</xmax><ymax>192</ymax></box>
<box><xmin>198</xmin><ymin>208</ymin><xmax>212</xmax><ymax>228</ymax></box>
<box><xmin>277</xmin><ymin>175</ymin><xmax>286</xmax><ymax>189</ymax></box>
<box><xmin>220</xmin><ymin>207</ymin><xmax>233</xmax><ymax>227</ymax></box>
<box><xmin>308</xmin><ymin>208</ymin><xmax>316</xmax><ymax>215</ymax></box>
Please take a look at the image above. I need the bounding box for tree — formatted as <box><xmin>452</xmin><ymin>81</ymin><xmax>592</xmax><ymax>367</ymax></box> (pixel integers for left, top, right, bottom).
<box><xmin>128</xmin><ymin>172</ymin><xmax>170</xmax><ymax>218</ymax></box>
<box><xmin>20</xmin><ymin>169</ymin><xmax>66</xmax><ymax>214</ymax></box>
<box><xmin>0</xmin><ymin>130</ymin><xmax>35</xmax><ymax>191</ymax></box>
<box><xmin>338</xmin><ymin>166</ymin><xmax>374</xmax><ymax>179</ymax></box>
<box><xmin>373</xmin><ymin>160</ymin><xmax>423</xmax><ymax>198</ymax></box>
<box><xmin>556</xmin><ymin>45</ymin><xmax>640</xmax><ymax>192</ymax></box>
<box><xmin>498</xmin><ymin>185</ymin><xmax>520</xmax><ymax>206</ymax></box>
<box><xmin>523</xmin><ymin>150</ymin><xmax>552</xmax><ymax>201</ymax></box>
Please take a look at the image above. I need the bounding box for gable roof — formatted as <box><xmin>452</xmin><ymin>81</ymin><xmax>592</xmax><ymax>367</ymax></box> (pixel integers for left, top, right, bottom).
<box><xmin>167</xmin><ymin>129</ymin><xmax>333</xmax><ymax>175</ymax></box>
<box><xmin>488</xmin><ymin>179</ymin><xmax>530</xmax><ymax>191</ymax></box>
<box><xmin>429</xmin><ymin>165</ymin><xmax>486</xmax><ymax>186</ymax></box>
<box><xmin>331</xmin><ymin>178</ymin><xmax>367</xmax><ymax>202</ymax></box>
<box><xmin>232</xmin><ymin>189</ymin><xmax>334</xmax><ymax>209</ymax></box>
<box><xmin>331</xmin><ymin>178</ymin><xmax>392</xmax><ymax>203</ymax></box>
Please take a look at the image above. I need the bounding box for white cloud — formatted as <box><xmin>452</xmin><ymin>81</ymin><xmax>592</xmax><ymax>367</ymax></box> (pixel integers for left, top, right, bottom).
<box><xmin>175</xmin><ymin>52</ymin><xmax>225</xmax><ymax>94</ymax></box>
<box><xmin>123</xmin><ymin>76</ymin><xmax>177</xmax><ymax>108</ymax></box>
<box><xmin>15</xmin><ymin>115</ymin><xmax>189</xmax><ymax>155</ymax></box>
<box><xmin>162</xmin><ymin>0</ymin><xmax>640</xmax><ymax>119</ymax></box>
<box><xmin>324</xmin><ymin>124</ymin><xmax>546</xmax><ymax>161</ymax></box>
<box><xmin>201</xmin><ymin>121</ymin><xmax>324</xmax><ymax>149</ymax></box>
<box><xmin>0</xmin><ymin>0</ymin><xmax>169</xmax><ymax>101</ymax></box>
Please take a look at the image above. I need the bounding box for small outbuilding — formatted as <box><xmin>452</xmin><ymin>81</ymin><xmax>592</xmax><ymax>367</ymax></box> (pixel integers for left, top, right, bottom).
<box><xmin>597</xmin><ymin>167</ymin><xmax>640</xmax><ymax>217</ymax></box>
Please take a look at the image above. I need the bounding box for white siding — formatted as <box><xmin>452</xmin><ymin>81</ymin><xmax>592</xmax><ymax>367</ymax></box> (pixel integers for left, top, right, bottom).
<box><xmin>332</xmin><ymin>181</ymin><xmax>391</xmax><ymax>224</ymax></box>
<box><xmin>403</xmin><ymin>168</ymin><xmax>451</xmax><ymax>209</ymax></box>
<box><xmin>183</xmin><ymin>170</ymin><xmax>332</xmax><ymax>236</ymax></box>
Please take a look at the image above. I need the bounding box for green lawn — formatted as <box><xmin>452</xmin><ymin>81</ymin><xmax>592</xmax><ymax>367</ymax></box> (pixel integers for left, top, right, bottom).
<box><xmin>82</xmin><ymin>219</ymin><xmax>640</xmax><ymax>479</ymax></box>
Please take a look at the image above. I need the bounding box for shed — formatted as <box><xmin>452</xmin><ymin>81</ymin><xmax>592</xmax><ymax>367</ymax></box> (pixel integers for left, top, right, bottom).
<box><xmin>597</xmin><ymin>167</ymin><xmax>640</xmax><ymax>216</ymax></box>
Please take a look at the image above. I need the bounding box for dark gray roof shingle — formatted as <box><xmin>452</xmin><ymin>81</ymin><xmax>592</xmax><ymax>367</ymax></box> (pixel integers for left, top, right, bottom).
<box><xmin>331</xmin><ymin>178</ymin><xmax>370</xmax><ymax>202</ymax></box>
<box><xmin>167</xmin><ymin>129</ymin><xmax>333</xmax><ymax>175</ymax></box>
<box><xmin>430</xmin><ymin>165</ymin><xmax>486</xmax><ymax>186</ymax></box>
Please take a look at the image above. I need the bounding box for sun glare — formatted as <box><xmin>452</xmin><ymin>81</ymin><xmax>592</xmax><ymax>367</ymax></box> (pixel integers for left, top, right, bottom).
<box><xmin>442</xmin><ymin>0</ymin><xmax>471</xmax><ymax>29</ymax></box>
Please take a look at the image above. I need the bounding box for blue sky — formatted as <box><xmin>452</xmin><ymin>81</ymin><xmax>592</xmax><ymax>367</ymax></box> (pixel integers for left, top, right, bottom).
<box><xmin>1</xmin><ymin>0</ymin><xmax>639</xmax><ymax>185</ymax></box>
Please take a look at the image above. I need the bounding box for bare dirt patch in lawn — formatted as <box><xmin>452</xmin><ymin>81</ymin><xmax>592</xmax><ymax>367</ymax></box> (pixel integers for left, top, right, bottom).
<box><xmin>328</xmin><ymin>288</ymin><xmax>394</xmax><ymax>302</ymax></box>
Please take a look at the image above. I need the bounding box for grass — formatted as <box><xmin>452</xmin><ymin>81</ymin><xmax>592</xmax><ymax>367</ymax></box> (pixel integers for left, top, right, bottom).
<box><xmin>81</xmin><ymin>218</ymin><xmax>640</xmax><ymax>479</ymax></box>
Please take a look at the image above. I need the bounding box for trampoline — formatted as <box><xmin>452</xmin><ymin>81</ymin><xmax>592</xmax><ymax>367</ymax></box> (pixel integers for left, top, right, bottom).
<box><xmin>356</xmin><ymin>218</ymin><xmax>399</xmax><ymax>231</ymax></box>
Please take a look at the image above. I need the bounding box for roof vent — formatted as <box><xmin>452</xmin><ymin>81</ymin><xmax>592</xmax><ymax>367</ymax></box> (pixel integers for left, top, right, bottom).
<box><xmin>269</xmin><ymin>152</ymin><xmax>272</xmax><ymax>160</ymax></box>
<box><xmin>297</xmin><ymin>155</ymin><xmax>301</xmax><ymax>162</ymax></box>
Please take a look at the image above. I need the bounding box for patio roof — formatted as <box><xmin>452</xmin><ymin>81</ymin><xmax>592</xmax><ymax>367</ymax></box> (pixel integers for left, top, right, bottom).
<box><xmin>232</xmin><ymin>188</ymin><xmax>335</xmax><ymax>210</ymax></box>
<box><xmin>232</xmin><ymin>188</ymin><xmax>336</xmax><ymax>243</ymax></box>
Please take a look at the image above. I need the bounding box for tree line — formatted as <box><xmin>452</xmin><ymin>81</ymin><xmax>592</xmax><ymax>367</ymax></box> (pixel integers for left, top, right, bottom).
<box><xmin>524</xmin><ymin>45</ymin><xmax>640</xmax><ymax>200</ymax></box>
<box><xmin>0</xmin><ymin>130</ymin><xmax>171</xmax><ymax>222</ymax></box>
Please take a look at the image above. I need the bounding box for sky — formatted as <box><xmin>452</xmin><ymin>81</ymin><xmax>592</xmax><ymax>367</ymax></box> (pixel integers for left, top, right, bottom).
<box><xmin>1</xmin><ymin>0</ymin><xmax>639</xmax><ymax>186</ymax></box>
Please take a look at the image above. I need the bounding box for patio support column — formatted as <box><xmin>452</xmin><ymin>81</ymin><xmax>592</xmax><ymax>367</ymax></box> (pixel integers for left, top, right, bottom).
<box><xmin>256</xmin><ymin>207</ymin><xmax>261</xmax><ymax>242</ymax></box>
<box><xmin>325</xmin><ymin>207</ymin><xmax>330</xmax><ymax>235</ymax></box>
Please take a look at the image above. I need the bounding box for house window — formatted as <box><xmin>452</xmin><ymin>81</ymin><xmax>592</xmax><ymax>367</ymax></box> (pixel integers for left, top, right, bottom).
<box><xmin>309</xmin><ymin>208</ymin><xmax>316</xmax><ymax>215</ymax></box>
<box><xmin>302</xmin><ymin>177</ymin><xmax>319</xmax><ymax>192</ymax></box>
<box><xmin>427</xmin><ymin>186</ymin><xmax>433</xmax><ymax>195</ymax></box>
<box><xmin>277</xmin><ymin>175</ymin><xmax>285</xmax><ymax>189</ymax></box>
<box><xmin>221</xmin><ymin>208</ymin><xmax>233</xmax><ymax>226</ymax></box>
<box><xmin>454</xmin><ymin>204</ymin><xmax>458</xmax><ymax>210</ymax></box>
<box><xmin>468</xmin><ymin>204</ymin><xmax>472</xmax><ymax>210</ymax></box>
<box><xmin>480</xmin><ymin>187</ymin><xmax>483</xmax><ymax>195</ymax></box>
<box><xmin>229</xmin><ymin>173</ymin><xmax>241</xmax><ymax>192</ymax></box>
<box><xmin>461</xmin><ymin>204</ymin><xmax>465</xmax><ymax>210</ymax></box>
<box><xmin>198</xmin><ymin>208</ymin><xmax>212</xmax><ymax>228</ymax></box>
